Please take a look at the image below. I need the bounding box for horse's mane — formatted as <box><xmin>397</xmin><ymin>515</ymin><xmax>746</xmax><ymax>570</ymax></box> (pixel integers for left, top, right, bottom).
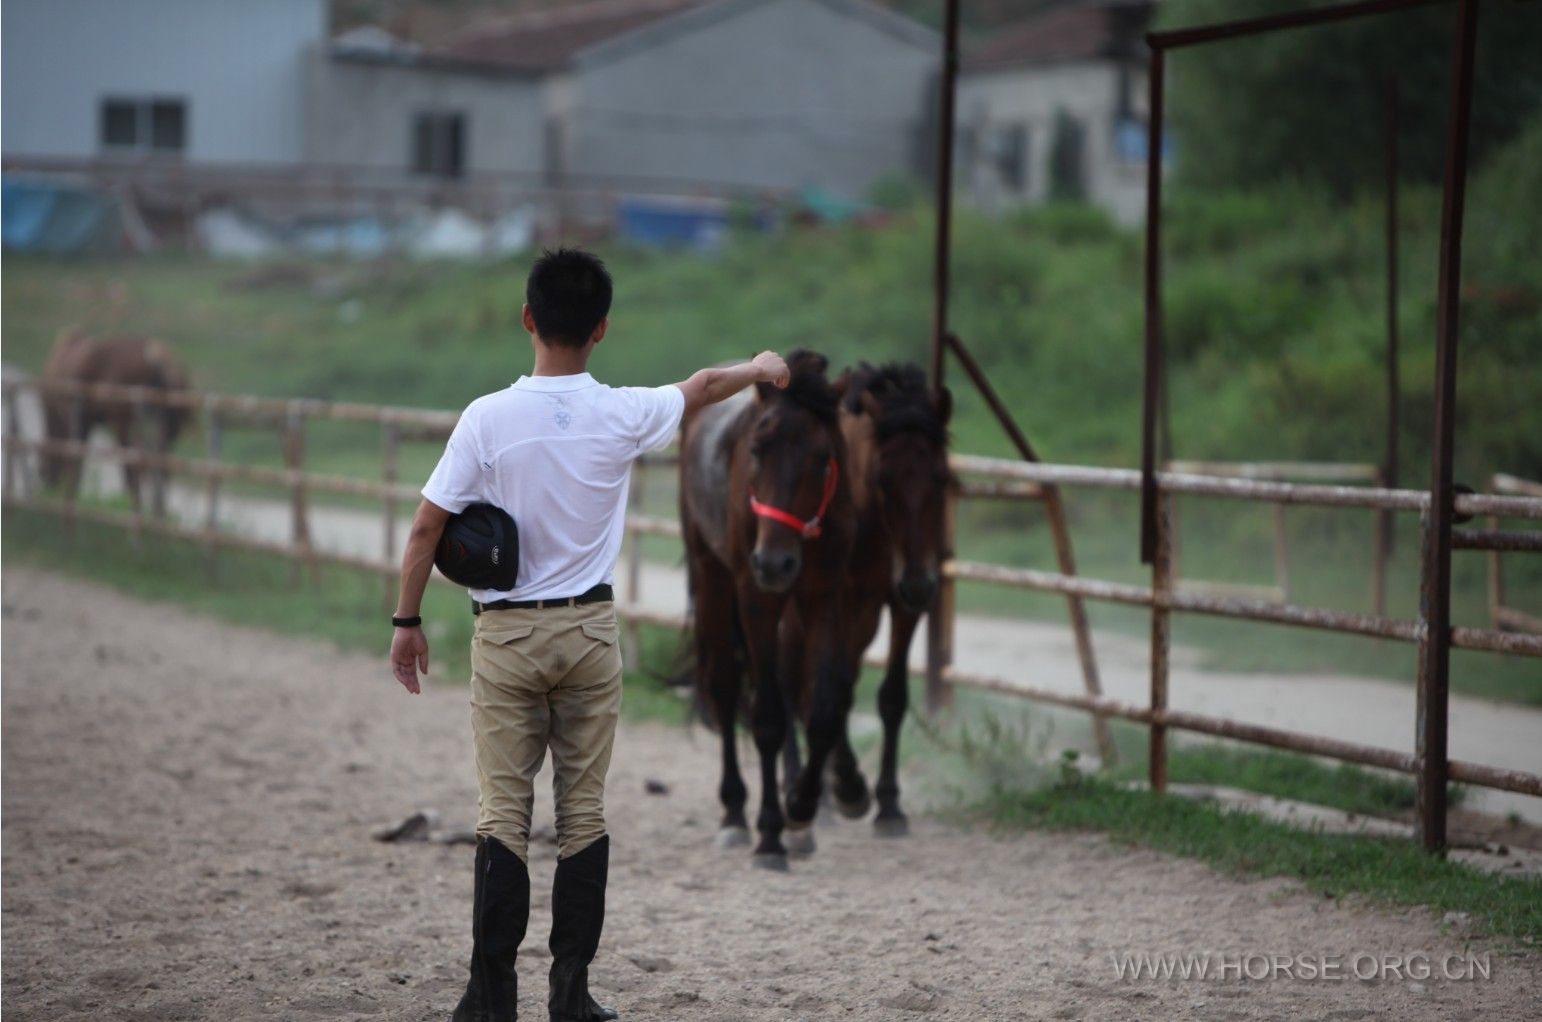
<box><xmin>767</xmin><ymin>348</ymin><xmax>838</xmax><ymax>426</ymax></box>
<box><xmin>842</xmin><ymin>362</ymin><xmax>946</xmax><ymax>445</ymax></box>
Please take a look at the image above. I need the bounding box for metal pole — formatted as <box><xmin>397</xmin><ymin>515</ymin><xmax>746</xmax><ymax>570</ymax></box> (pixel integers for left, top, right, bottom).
<box><xmin>929</xmin><ymin>0</ymin><xmax>960</xmax><ymax>395</ymax></box>
<box><xmin>1416</xmin><ymin>0</ymin><xmax>1480</xmax><ymax>855</ymax></box>
<box><xmin>1140</xmin><ymin>47</ymin><xmax>1166</xmax><ymax>564</ymax></box>
<box><xmin>925</xmin><ymin>0</ymin><xmax>961</xmax><ymax>710</ymax></box>
<box><xmin>1149</xmin><ymin>492</ymin><xmax>1173</xmax><ymax>792</ymax></box>
<box><xmin>1376</xmin><ymin>74</ymin><xmax>1401</xmax><ymax>616</ymax></box>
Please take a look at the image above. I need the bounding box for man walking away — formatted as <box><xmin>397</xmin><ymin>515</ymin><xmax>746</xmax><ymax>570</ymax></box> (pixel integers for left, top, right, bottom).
<box><xmin>388</xmin><ymin>248</ymin><xmax>789</xmax><ymax>1022</ymax></box>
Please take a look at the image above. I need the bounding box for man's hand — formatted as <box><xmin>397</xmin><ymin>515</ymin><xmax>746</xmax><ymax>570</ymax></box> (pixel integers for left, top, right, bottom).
<box><xmin>752</xmin><ymin>350</ymin><xmax>790</xmax><ymax>389</ymax></box>
<box><xmin>391</xmin><ymin>625</ymin><xmax>430</xmax><ymax>694</ymax></box>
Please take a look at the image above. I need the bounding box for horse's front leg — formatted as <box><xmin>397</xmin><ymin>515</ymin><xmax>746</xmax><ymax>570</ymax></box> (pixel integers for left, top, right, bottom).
<box><xmin>785</xmin><ymin>591</ymin><xmax>852</xmax><ymax>834</ymax></box>
<box><xmin>828</xmin><ymin>601</ymin><xmax>881</xmax><ymax>820</ymax></box>
<box><xmin>739</xmin><ymin>589</ymin><xmax>789</xmax><ymax>870</ymax></box>
<box><xmin>874</xmin><ymin>604</ymin><xmax>922</xmax><ymax>836</ymax></box>
<box><xmin>777</xmin><ymin>605</ymin><xmax>804</xmax><ymax>800</ymax></box>
<box><xmin>696</xmin><ymin>559</ymin><xmax>748</xmax><ymax>847</ymax></box>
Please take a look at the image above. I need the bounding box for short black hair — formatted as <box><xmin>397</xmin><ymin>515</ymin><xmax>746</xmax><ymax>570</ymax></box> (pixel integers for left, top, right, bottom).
<box><xmin>525</xmin><ymin>248</ymin><xmax>613</xmax><ymax>348</ymax></box>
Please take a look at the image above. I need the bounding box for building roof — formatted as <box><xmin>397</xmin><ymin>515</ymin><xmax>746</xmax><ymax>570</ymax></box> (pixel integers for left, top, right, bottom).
<box><xmin>422</xmin><ymin>0</ymin><xmax>934</xmax><ymax>75</ymax></box>
<box><xmin>429</xmin><ymin>0</ymin><xmax>705</xmax><ymax>73</ymax></box>
<box><xmin>964</xmin><ymin>1</ymin><xmax>1151</xmax><ymax>72</ymax></box>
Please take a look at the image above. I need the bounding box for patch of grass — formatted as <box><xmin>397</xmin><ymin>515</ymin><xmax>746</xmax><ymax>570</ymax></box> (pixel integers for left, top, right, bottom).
<box><xmin>1135</xmin><ymin>742</ymin><xmax>1465</xmax><ymax>818</ymax></box>
<box><xmin>1</xmin><ymin>507</ymin><xmax>687</xmax><ymax>725</ymax></box>
<box><xmin>976</xmin><ymin>774</ymin><xmax>1542</xmax><ymax>944</ymax></box>
<box><xmin>6</xmin><ymin>173</ymin><xmax>1538</xmax><ymax>706</ymax></box>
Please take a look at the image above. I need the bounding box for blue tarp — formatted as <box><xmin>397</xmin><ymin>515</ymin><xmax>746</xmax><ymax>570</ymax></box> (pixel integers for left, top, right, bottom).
<box><xmin>2</xmin><ymin>177</ymin><xmax>122</xmax><ymax>254</ymax></box>
<box><xmin>618</xmin><ymin>196</ymin><xmax>729</xmax><ymax>250</ymax></box>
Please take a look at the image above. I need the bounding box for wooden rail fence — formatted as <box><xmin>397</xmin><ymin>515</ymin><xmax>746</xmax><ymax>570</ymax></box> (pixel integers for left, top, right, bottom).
<box><xmin>4</xmin><ymin>375</ymin><xmax>1539</xmax><ymax>836</ymax></box>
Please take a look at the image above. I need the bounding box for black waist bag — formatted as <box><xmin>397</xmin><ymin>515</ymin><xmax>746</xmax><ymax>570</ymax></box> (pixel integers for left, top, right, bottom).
<box><xmin>435</xmin><ymin>502</ymin><xmax>519</xmax><ymax>591</ymax></box>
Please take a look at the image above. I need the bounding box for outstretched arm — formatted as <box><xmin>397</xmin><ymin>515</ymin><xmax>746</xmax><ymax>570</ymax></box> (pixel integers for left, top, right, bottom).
<box><xmin>390</xmin><ymin>498</ymin><xmax>452</xmax><ymax>694</ymax></box>
<box><xmin>674</xmin><ymin>351</ymin><xmax>790</xmax><ymax>416</ymax></box>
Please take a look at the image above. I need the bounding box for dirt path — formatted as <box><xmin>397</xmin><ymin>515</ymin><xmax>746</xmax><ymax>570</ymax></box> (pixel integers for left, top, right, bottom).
<box><xmin>4</xmin><ymin>568</ymin><xmax>1538</xmax><ymax>1021</ymax></box>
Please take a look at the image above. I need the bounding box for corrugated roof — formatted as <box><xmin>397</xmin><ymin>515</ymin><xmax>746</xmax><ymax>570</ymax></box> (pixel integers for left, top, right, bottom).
<box><xmin>430</xmin><ymin>0</ymin><xmax>705</xmax><ymax>73</ymax></box>
<box><xmin>965</xmin><ymin>1</ymin><xmax>1151</xmax><ymax>71</ymax></box>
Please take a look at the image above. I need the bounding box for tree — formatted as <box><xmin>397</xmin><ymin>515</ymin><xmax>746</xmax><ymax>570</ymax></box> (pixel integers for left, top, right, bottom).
<box><xmin>1157</xmin><ymin>0</ymin><xmax>1542</xmax><ymax>195</ymax></box>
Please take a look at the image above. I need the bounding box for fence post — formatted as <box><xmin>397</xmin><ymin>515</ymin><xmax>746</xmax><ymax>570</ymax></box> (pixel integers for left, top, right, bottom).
<box><xmin>924</xmin><ymin>479</ymin><xmax>957</xmax><ymax>713</ymax></box>
<box><xmin>284</xmin><ymin>404</ymin><xmax>318</xmax><ymax>585</ymax></box>
<box><xmin>1149</xmin><ymin>490</ymin><xmax>1173</xmax><ymax>793</ymax></box>
<box><xmin>129</xmin><ymin>395</ymin><xmax>148</xmax><ymax>550</ymax></box>
<box><xmin>624</xmin><ymin>459</ymin><xmax>646</xmax><ymax>670</ymax></box>
<box><xmin>2</xmin><ymin>384</ymin><xmax>18</xmax><ymax>500</ymax></box>
<box><xmin>204</xmin><ymin>398</ymin><xmax>223</xmax><ymax>581</ymax></box>
<box><xmin>1271</xmin><ymin>502</ymin><xmax>1291</xmax><ymax>603</ymax></box>
<box><xmin>65</xmin><ymin>393</ymin><xmax>86</xmax><ymax>542</ymax></box>
<box><xmin>382</xmin><ymin>422</ymin><xmax>400</xmax><ymax>610</ymax></box>
<box><xmin>1415</xmin><ymin>0</ymin><xmax>1480</xmax><ymax>855</ymax></box>
<box><xmin>1372</xmin><ymin>469</ymin><xmax>1391</xmax><ymax>618</ymax></box>
<box><xmin>1042</xmin><ymin>487</ymin><xmax>1116</xmax><ymax>764</ymax></box>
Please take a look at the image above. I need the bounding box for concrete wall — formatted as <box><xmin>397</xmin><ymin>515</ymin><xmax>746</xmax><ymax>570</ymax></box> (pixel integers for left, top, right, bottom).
<box><xmin>563</xmin><ymin>0</ymin><xmax>938</xmax><ymax>198</ymax></box>
<box><xmin>304</xmin><ymin>54</ymin><xmax>546</xmax><ymax>178</ymax></box>
<box><xmin>958</xmin><ymin>60</ymin><xmax>1147</xmax><ymax>225</ymax></box>
<box><xmin>1</xmin><ymin>0</ymin><xmax>325</xmax><ymax>163</ymax></box>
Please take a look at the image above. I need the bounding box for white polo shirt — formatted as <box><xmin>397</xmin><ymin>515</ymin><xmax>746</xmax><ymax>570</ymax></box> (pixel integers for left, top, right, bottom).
<box><xmin>421</xmin><ymin>372</ymin><xmax>684</xmax><ymax>603</ymax></box>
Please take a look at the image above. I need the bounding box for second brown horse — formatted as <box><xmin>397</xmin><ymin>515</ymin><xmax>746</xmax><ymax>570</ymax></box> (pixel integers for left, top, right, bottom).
<box><xmin>779</xmin><ymin>363</ymin><xmax>952</xmax><ymax>842</ymax></box>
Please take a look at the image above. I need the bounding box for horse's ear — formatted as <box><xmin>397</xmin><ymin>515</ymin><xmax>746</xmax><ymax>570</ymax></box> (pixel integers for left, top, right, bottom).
<box><xmin>786</xmin><ymin>348</ymin><xmax>828</xmax><ymax>378</ymax></box>
<box><xmin>935</xmin><ymin>386</ymin><xmax>953</xmax><ymax>425</ymax></box>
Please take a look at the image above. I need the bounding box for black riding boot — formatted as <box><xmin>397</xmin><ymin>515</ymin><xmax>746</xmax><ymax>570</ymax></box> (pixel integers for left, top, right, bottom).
<box><xmin>548</xmin><ymin>835</ymin><xmax>618</xmax><ymax>1022</ymax></box>
<box><xmin>453</xmin><ymin>836</ymin><xmax>529</xmax><ymax>1022</ymax></box>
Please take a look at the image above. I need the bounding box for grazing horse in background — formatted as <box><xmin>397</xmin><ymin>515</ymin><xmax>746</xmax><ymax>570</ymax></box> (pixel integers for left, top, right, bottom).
<box><xmin>40</xmin><ymin>329</ymin><xmax>192</xmax><ymax>515</ymax></box>
<box><xmin>780</xmin><ymin>363</ymin><xmax>952</xmax><ymax>837</ymax></box>
<box><xmin>679</xmin><ymin>349</ymin><xmax>856</xmax><ymax>869</ymax></box>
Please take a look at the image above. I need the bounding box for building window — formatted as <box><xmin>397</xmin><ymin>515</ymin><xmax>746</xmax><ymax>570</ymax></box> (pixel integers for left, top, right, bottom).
<box><xmin>992</xmin><ymin>124</ymin><xmax>1029</xmax><ymax>193</ymax></box>
<box><xmin>413</xmin><ymin>112</ymin><xmax>466</xmax><ymax>178</ymax></box>
<box><xmin>1049</xmin><ymin>111</ymin><xmax>1088</xmax><ymax>201</ymax></box>
<box><xmin>100</xmin><ymin>97</ymin><xmax>187</xmax><ymax>154</ymax></box>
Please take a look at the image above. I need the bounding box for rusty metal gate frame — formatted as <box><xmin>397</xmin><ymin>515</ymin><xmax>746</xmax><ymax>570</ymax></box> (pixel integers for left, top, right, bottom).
<box><xmin>926</xmin><ymin>0</ymin><xmax>1530</xmax><ymax>852</ymax></box>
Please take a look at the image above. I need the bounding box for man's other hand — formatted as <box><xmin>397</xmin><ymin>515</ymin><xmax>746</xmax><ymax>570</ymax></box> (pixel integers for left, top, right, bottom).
<box><xmin>391</xmin><ymin>626</ymin><xmax>430</xmax><ymax>694</ymax></box>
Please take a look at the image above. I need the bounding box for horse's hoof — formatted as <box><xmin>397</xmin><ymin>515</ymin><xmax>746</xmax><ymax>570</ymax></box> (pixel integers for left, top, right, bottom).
<box><xmin>751</xmin><ymin>851</ymin><xmax>790</xmax><ymax>872</ymax></box>
<box><xmin>873</xmin><ymin>813</ymin><xmax>910</xmax><ymax>838</ymax></box>
<box><xmin>715</xmin><ymin>825</ymin><xmax>751</xmax><ymax>849</ymax></box>
<box><xmin>835</xmin><ymin>789</ymin><xmax>872</xmax><ymax>820</ymax></box>
<box><xmin>784</xmin><ymin>825</ymin><xmax>816</xmax><ymax>857</ymax></box>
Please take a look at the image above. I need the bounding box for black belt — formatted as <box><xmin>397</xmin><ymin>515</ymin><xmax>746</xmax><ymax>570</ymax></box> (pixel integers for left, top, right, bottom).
<box><xmin>473</xmin><ymin>583</ymin><xmax>613</xmax><ymax>615</ymax></box>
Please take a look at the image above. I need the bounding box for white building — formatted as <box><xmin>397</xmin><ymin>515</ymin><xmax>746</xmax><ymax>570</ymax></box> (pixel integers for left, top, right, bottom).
<box><xmin>958</xmin><ymin>1</ymin><xmax>1155</xmax><ymax>225</ymax></box>
<box><xmin>2</xmin><ymin>0</ymin><xmax>326</xmax><ymax>165</ymax></box>
<box><xmin>3</xmin><ymin>0</ymin><xmax>937</xmax><ymax>204</ymax></box>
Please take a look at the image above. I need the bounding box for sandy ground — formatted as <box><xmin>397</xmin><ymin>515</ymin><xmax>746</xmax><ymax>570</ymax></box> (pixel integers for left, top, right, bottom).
<box><xmin>3</xmin><ymin>568</ymin><xmax>1539</xmax><ymax>1021</ymax></box>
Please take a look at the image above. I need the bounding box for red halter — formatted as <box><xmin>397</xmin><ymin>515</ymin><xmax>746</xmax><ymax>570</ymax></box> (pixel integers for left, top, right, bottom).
<box><xmin>749</xmin><ymin>457</ymin><xmax>840</xmax><ymax>540</ymax></box>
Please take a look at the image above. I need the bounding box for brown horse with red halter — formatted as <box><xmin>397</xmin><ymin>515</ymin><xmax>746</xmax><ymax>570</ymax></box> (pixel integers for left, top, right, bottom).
<box><xmin>679</xmin><ymin>349</ymin><xmax>855</xmax><ymax>868</ymax></box>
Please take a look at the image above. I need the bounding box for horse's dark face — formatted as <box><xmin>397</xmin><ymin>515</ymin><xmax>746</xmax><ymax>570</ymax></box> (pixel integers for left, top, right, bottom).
<box><xmin>858</xmin><ymin>383</ymin><xmax>951</xmax><ymax>613</ymax></box>
<box><xmin>745</xmin><ymin>397</ymin><xmax>837</xmax><ymax>594</ymax></box>
<box><xmin>875</xmin><ymin>429</ymin><xmax>951</xmax><ymax>612</ymax></box>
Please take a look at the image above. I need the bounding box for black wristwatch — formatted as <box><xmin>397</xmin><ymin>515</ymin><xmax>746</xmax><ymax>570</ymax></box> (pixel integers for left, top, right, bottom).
<box><xmin>392</xmin><ymin>615</ymin><xmax>422</xmax><ymax>628</ymax></box>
